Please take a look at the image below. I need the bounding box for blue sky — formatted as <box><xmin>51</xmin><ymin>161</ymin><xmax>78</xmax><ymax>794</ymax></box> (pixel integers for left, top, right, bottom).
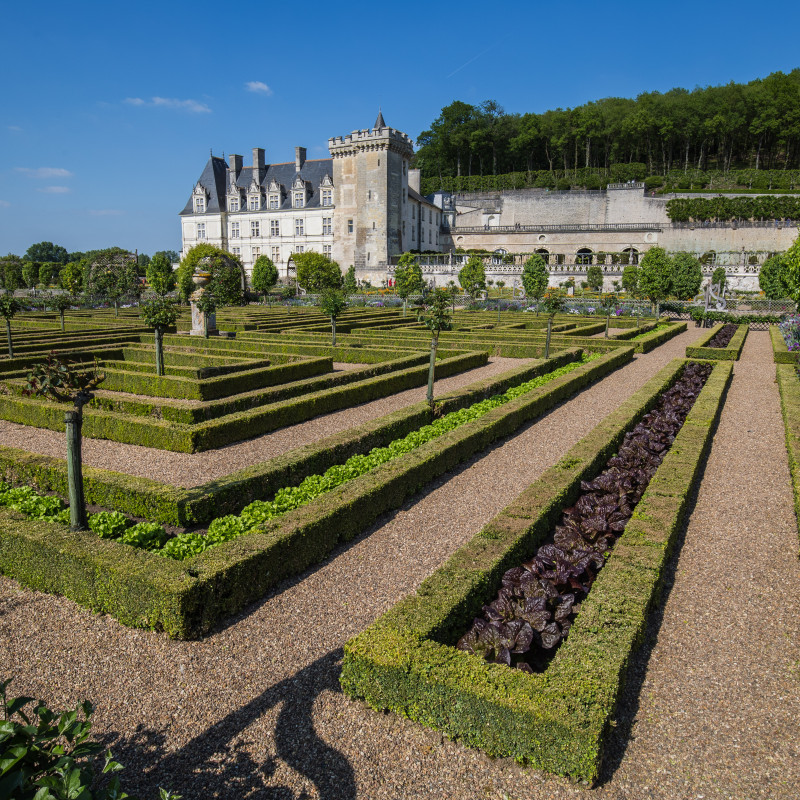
<box><xmin>2</xmin><ymin>0</ymin><xmax>799</xmax><ymax>258</ymax></box>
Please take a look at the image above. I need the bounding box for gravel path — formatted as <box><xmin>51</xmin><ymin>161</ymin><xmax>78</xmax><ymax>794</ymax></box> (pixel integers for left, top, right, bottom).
<box><xmin>4</xmin><ymin>328</ymin><xmax>796</xmax><ymax>799</ymax></box>
<box><xmin>0</xmin><ymin>357</ymin><xmax>530</xmax><ymax>487</ymax></box>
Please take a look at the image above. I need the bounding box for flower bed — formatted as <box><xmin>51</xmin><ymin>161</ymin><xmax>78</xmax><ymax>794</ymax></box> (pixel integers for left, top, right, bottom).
<box><xmin>776</xmin><ymin>362</ymin><xmax>800</xmax><ymax>551</ymax></box>
<box><xmin>685</xmin><ymin>323</ymin><xmax>748</xmax><ymax>361</ymax></box>
<box><xmin>775</xmin><ymin>316</ymin><xmax>800</xmax><ymax>363</ymax></box>
<box><xmin>340</xmin><ymin>357</ymin><xmax>732</xmax><ymax>783</ymax></box>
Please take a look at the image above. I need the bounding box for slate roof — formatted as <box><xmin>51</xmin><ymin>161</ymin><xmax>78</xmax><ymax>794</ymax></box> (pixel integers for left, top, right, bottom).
<box><xmin>180</xmin><ymin>157</ymin><xmax>334</xmax><ymax>215</ymax></box>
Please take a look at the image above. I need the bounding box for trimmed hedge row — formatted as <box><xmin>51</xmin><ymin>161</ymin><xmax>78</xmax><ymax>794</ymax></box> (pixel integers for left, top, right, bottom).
<box><xmin>771</xmin><ymin>325</ymin><xmax>795</xmax><ymax>364</ymax></box>
<box><xmin>628</xmin><ymin>321</ymin><xmax>687</xmax><ymax>353</ymax></box>
<box><xmin>0</xmin><ymin>351</ymin><xmax>585</xmax><ymax>527</ymax></box>
<box><xmin>340</xmin><ymin>357</ymin><xmax>732</xmax><ymax>783</ymax></box>
<box><xmin>685</xmin><ymin>324</ymin><xmax>748</xmax><ymax>361</ymax></box>
<box><xmin>0</xmin><ymin>347</ymin><xmax>633</xmax><ymax>638</ymax></box>
<box><xmin>776</xmin><ymin>363</ymin><xmax>800</xmax><ymax>550</ymax></box>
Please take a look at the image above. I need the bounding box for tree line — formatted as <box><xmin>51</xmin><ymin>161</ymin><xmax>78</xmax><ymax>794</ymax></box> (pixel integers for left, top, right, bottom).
<box><xmin>414</xmin><ymin>70</ymin><xmax>800</xmax><ymax>186</ymax></box>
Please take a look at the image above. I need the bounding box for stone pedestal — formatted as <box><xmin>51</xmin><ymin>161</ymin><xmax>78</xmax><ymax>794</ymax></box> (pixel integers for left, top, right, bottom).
<box><xmin>189</xmin><ymin>269</ymin><xmax>218</xmax><ymax>337</ymax></box>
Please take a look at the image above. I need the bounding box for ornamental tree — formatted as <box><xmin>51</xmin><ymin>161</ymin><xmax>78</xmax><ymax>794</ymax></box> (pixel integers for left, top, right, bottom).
<box><xmin>319</xmin><ymin>288</ymin><xmax>348</xmax><ymax>345</ymax></box>
<box><xmin>0</xmin><ymin>256</ymin><xmax>22</xmax><ymax>292</ymax></box>
<box><xmin>140</xmin><ymin>296</ymin><xmax>179</xmax><ymax>375</ymax></box>
<box><xmin>85</xmin><ymin>250</ymin><xmax>141</xmax><ymax>315</ymax></box>
<box><xmin>146</xmin><ymin>252</ymin><xmax>176</xmax><ymax>296</ymax></box>
<box><xmin>394</xmin><ymin>253</ymin><xmax>424</xmax><ymax>316</ymax></box>
<box><xmin>21</xmin><ymin>261</ymin><xmax>38</xmax><ymax>290</ymax></box>
<box><xmin>458</xmin><ymin>255</ymin><xmax>486</xmax><ymax>299</ymax></box>
<box><xmin>251</xmin><ymin>255</ymin><xmax>279</xmax><ymax>303</ymax></box>
<box><xmin>417</xmin><ymin>288</ymin><xmax>452</xmax><ymax>407</ymax></box>
<box><xmin>711</xmin><ymin>266</ymin><xmax>727</xmax><ymax>292</ymax></box>
<box><xmin>24</xmin><ymin>353</ymin><xmax>106</xmax><ymax>531</ymax></box>
<box><xmin>176</xmin><ymin>244</ymin><xmax>245</xmax><ymax>303</ymax></box>
<box><xmin>294</xmin><ymin>252</ymin><xmax>343</xmax><ymax>292</ymax></box>
<box><xmin>51</xmin><ymin>293</ymin><xmax>73</xmax><ymax>332</ymax></box>
<box><xmin>540</xmin><ymin>289</ymin><xmax>565</xmax><ymax>358</ymax></box>
<box><xmin>637</xmin><ymin>246</ymin><xmax>672</xmax><ymax>311</ymax></box>
<box><xmin>621</xmin><ymin>264</ymin><xmax>639</xmax><ymax>295</ymax></box>
<box><xmin>670</xmin><ymin>252</ymin><xmax>703</xmax><ymax>301</ymax></box>
<box><xmin>758</xmin><ymin>255</ymin><xmax>790</xmax><ymax>300</ymax></box>
<box><xmin>0</xmin><ymin>294</ymin><xmax>23</xmax><ymax>357</ymax></box>
<box><xmin>521</xmin><ymin>253</ymin><xmax>548</xmax><ymax>310</ymax></box>
<box><xmin>343</xmin><ymin>264</ymin><xmax>358</xmax><ymax>295</ymax></box>
<box><xmin>59</xmin><ymin>262</ymin><xmax>83</xmax><ymax>295</ymax></box>
<box><xmin>782</xmin><ymin>234</ymin><xmax>800</xmax><ymax>309</ymax></box>
<box><xmin>586</xmin><ymin>265</ymin><xmax>603</xmax><ymax>292</ymax></box>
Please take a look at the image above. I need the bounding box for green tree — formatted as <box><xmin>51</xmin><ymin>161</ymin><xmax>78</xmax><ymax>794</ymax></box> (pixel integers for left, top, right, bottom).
<box><xmin>177</xmin><ymin>245</ymin><xmax>245</xmax><ymax>306</ymax></box>
<box><xmin>294</xmin><ymin>252</ymin><xmax>343</xmax><ymax>292</ymax></box>
<box><xmin>637</xmin><ymin>246</ymin><xmax>673</xmax><ymax>311</ymax></box>
<box><xmin>154</xmin><ymin>249</ymin><xmax>180</xmax><ymax>264</ymax></box>
<box><xmin>24</xmin><ymin>241</ymin><xmax>69</xmax><ymax>264</ymax></box>
<box><xmin>59</xmin><ymin>262</ymin><xmax>83</xmax><ymax>295</ymax></box>
<box><xmin>0</xmin><ymin>255</ymin><xmax>22</xmax><ymax>292</ymax></box>
<box><xmin>541</xmin><ymin>290</ymin><xmax>565</xmax><ymax>358</ymax></box>
<box><xmin>140</xmin><ymin>296</ymin><xmax>179</xmax><ymax>376</ymax></box>
<box><xmin>621</xmin><ymin>264</ymin><xmax>639</xmax><ymax>295</ymax></box>
<box><xmin>458</xmin><ymin>255</ymin><xmax>486</xmax><ymax>299</ymax></box>
<box><xmin>521</xmin><ymin>253</ymin><xmax>548</xmax><ymax>308</ymax></box>
<box><xmin>394</xmin><ymin>253</ymin><xmax>424</xmax><ymax>315</ymax></box>
<box><xmin>343</xmin><ymin>264</ymin><xmax>358</xmax><ymax>295</ymax></box>
<box><xmin>711</xmin><ymin>266</ymin><xmax>727</xmax><ymax>291</ymax></box>
<box><xmin>0</xmin><ymin>295</ymin><xmax>23</xmax><ymax>357</ymax></box>
<box><xmin>417</xmin><ymin>288</ymin><xmax>452</xmax><ymax>407</ymax></box>
<box><xmin>251</xmin><ymin>255</ymin><xmax>279</xmax><ymax>303</ymax></box>
<box><xmin>23</xmin><ymin>354</ymin><xmax>105</xmax><ymax>531</ymax></box>
<box><xmin>319</xmin><ymin>288</ymin><xmax>348</xmax><ymax>345</ymax></box>
<box><xmin>759</xmin><ymin>255</ymin><xmax>790</xmax><ymax>299</ymax></box>
<box><xmin>670</xmin><ymin>252</ymin><xmax>703</xmax><ymax>300</ymax></box>
<box><xmin>85</xmin><ymin>250</ymin><xmax>141</xmax><ymax>315</ymax></box>
<box><xmin>586</xmin><ymin>265</ymin><xmax>603</xmax><ymax>292</ymax></box>
<box><xmin>51</xmin><ymin>293</ymin><xmax>73</xmax><ymax>332</ymax></box>
<box><xmin>146</xmin><ymin>252</ymin><xmax>176</xmax><ymax>296</ymax></box>
<box><xmin>782</xmin><ymin>234</ymin><xmax>800</xmax><ymax>308</ymax></box>
<box><xmin>21</xmin><ymin>261</ymin><xmax>38</xmax><ymax>289</ymax></box>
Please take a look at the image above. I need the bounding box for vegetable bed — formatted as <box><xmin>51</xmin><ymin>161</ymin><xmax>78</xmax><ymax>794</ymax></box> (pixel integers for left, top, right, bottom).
<box><xmin>685</xmin><ymin>323</ymin><xmax>747</xmax><ymax>361</ymax></box>
<box><xmin>340</xmin><ymin>357</ymin><xmax>732</xmax><ymax>783</ymax></box>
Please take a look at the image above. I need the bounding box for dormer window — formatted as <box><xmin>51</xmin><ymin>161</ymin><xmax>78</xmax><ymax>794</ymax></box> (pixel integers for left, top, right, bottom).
<box><xmin>321</xmin><ymin>189</ymin><xmax>332</xmax><ymax>206</ymax></box>
<box><xmin>249</xmin><ymin>196</ymin><xmax>260</xmax><ymax>211</ymax></box>
<box><xmin>293</xmin><ymin>192</ymin><xmax>304</xmax><ymax>208</ymax></box>
<box><xmin>229</xmin><ymin>198</ymin><xmax>239</xmax><ymax>212</ymax></box>
<box><xmin>195</xmin><ymin>197</ymin><xmax>205</xmax><ymax>213</ymax></box>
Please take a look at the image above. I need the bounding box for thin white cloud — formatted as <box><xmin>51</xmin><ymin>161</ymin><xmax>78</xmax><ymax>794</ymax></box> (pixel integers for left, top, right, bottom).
<box><xmin>89</xmin><ymin>209</ymin><xmax>123</xmax><ymax>216</ymax></box>
<box><xmin>7</xmin><ymin>125</ymin><xmax>22</xmax><ymax>133</ymax></box>
<box><xmin>0</xmin><ymin>200</ymin><xmax>10</xmax><ymax>207</ymax></box>
<box><xmin>245</xmin><ymin>81</ymin><xmax>273</xmax><ymax>96</ymax></box>
<box><xmin>38</xmin><ymin>186</ymin><xmax>71</xmax><ymax>194</ymax></box>
<box><xmin>125</xmin><ymin>96</ymin><xmax>211</xmax><ymax>113</ymax></box>
<box><xmin>16</xmin><ymin>167</ymin><xmax>73</xmax><ymax>179</ymax></box>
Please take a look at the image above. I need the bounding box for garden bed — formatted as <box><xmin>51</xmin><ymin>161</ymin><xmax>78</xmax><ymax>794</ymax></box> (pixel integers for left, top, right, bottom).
<box><xmin>776</xmin><ymin>362</ymin><xmax>800</xmax><ymax>551</ymax></box>
<box><xmin>0</xmin><ymin>347</ymin><xmax>633</xmax><ymax>638</ymax></box>
<box><xmin>772</xmin><ymin>320</ymin><xmax>796</xmax><ymax>364</ymax></box>
<box><xmin>685</xmin><ymin>323</ymin><xmax>748</xmax><ymax>360</ymax></box>
<box><xmin>340</xmin><ymin>357</ymin><xmax>732</xmax><ymax>783</ymax></box>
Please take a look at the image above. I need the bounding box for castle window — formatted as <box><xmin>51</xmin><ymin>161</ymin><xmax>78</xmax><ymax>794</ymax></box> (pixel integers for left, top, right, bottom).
<box><xmin>249</xmin><ymin>196</ymin><xmax>260</xmax><ymax>211</ymax></box>
<box><xmin>412</xmin><ymin>206</ymin><xmax>415</xmax><ymax>219</ymax></box>
<box><xmin>323</xmin><ymin>244</ymin><xmax>332</xmax><ymax>256</ymax></box>
<box><xmin>321</xmin><ymin>189</ymin><xmax>332</xmax><ymax>206</ymax></box>
<box><xmin>229</xmin><ymin>198</ymin><xmax>239</xmax><ymax>212</ymax></box>
<box><xmin>295</xmin><ymin>245</ymin><xmax>304</xmax><ymax>254</ymax></box>
<box><xmin>270</xmin><ymin>220</ymin><xmax>280</xmax><ymax>236</ymax></box>
<box><xmin>252</xmin><ymin>247</ymin><xmax>260</xmax><ymax>259</ymax></box>
<box><xmin>323</xmin><ymin>217</ymin><xmax>332</xmax><ymax>235</ymax></box>
<box><xmin>373</xmin><ymin>222</ymin><xmax>376</xmax><ymax>230</ymax></box>
<box><xmin>347</xmin><ymin>219</ymin><xmax>353</xmax><ymax>234</ymax></box>
<box><xmin>251</xmin><ymin>221</ymin><xmax>260</xmax><ymax>237</ymax></box>
<box><xmin>230</xmin><ymin>222</ymin><xmax>240</xmax><ymax>238</ymax></box>
<box><xmin>411</xmin><ymin>228</ymin><xmax>415</xmax><ymax>241</ymax></box>
<box><xmin>293</xmin><ymin>192</ymin><xmax>304</xmax><ymax>208</ymax></box>
<box><xmin>269</xmin><ymin>194</ymin><xmax>279</xmax><ymax>209</ymax></box>
<box><xmin>367</xmin><ymin>190</ymin><xmax>371</xmax><ymax>201</ymax></box>
<box><xmin>295</xmin><ymin>218</ymin><xmax>304</xmax><ymax>235</ymax></box>
<box><xmin>194</xmin><ymin>197</ymin><xmax>205</xmax><ymax>213</ymax></box>
<box><xmin>232</xmin><ymin>246</ymin><xmax>240</xmax><ymax>256</ymax></box>
<box><xmin>197</xmin><ymin>222</ymin><xmax>206</xmax><ymax>239</ymax></box>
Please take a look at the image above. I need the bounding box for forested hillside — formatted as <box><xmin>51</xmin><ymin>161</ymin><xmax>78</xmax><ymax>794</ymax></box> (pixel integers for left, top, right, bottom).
<box><xmin>414</xmin><ymin>70</ymin><xmax>800</xmax><ymax>194</ymax></box>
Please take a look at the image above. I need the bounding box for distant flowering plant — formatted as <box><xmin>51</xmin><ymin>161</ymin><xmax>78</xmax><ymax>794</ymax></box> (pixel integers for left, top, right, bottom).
<box><xmin>779</xmin><ymin>315</ymin><xmax>800</xmax><ymax>351</ymax></box>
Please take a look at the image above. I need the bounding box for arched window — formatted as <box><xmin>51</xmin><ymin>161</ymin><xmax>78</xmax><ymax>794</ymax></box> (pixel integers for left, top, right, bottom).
<box><xmin>622</xmin><ymin>247</ymin><xmax>639</xmax><ymax>265</ymax></box>
<box><xmin>576</xmin><ymin>248</ymin><xmax>593</xmax><ymax>265</ymax></box>
<box><xmin>535</xmin><ymin>248</ymin><xmax>550</xmax><ymax>265</ymax></box>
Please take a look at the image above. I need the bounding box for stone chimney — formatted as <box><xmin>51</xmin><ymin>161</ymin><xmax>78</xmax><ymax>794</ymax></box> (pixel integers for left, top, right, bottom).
<box><xmin>408</xmin><ymin>168</ymin><xmax>421</xmax><ymax>194</ymax></box>
<box><xmin>252</xmin><ymin>147</ymin><xmax>265</xmax><ymax>180</ymax></box>
<box><xmin>229</xmin><ymin>153</ymin><xmax>242</xmax><ymax>180</ymax></box>
<box><xmin>295</xmin><ymin>146</ymin><xmax>306</xmax><ymax>173</ymax></box>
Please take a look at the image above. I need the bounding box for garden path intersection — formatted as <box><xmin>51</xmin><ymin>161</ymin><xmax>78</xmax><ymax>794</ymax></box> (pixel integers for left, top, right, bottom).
<box><xmin>1</xmin><ymin>330</ymin><xmax>799</xmax><ymax>798</ymax></box>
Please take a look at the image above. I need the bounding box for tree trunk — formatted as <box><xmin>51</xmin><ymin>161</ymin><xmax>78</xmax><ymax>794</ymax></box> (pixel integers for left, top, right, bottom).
<box><xmin>203</xmin><ymin>312</ymin><xmax>209</xmax><ymax>338</ymax></box>
<box><xmin>65</xmin><ymin>408</ymin><xmax>88</xmax><ymax>531</ymax></box>
<box><xmin>426</xmin><ymin>332</ymin><xmax>439</xmax><ymax>407</ymax></box>
<box><xmin>545</xmin><ymin>317</ymin><xmax>553</xmax><ymax>358</ymax></box>
<box><xmin>403</xmin><ymin>297</ymin><xmax>407</xmax><ymax>317</ymax></box>
<box><xmin>60</xmin><ymin>309</ymin><xmax>65</xmax><ymax>332</ymax></box>
<box><xmin>605</xmin><ymin>311</ymin><xmax>610</xmax><ymax>338</ymax></box>
<box><xmin>5</xmin><ymin>318</ymin><xmax>13</xmax><ymax>358</ymax></box>
<box><xmin>114</xmin><ymin>299</ymin><xmax>119</xmax><ymax>317</ymax></box>
<box><xmin>497</xmin><ymin>299</ymin><xmax>502</xmax><ymax>326</ymax></box>
<box><xmin>331</xmin><ymin>316</ymin><xmax>336</xmax><ymax>346</ymax></box>
<box><xmin>155</xmin><ymin>327</ymin><xmax>165</xmax><ymax>376</ymax></box>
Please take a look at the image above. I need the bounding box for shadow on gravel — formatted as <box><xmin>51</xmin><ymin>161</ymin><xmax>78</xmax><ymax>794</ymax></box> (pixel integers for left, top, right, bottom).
<box><xmin>596</xmin><ymin>443</ymin><xmax>712</xmax><ymax>786</ymax></box>
<box><xmin>102</xmin><ymin>649</ymin><xmax>355</xmax><ymax>800</ymax></box>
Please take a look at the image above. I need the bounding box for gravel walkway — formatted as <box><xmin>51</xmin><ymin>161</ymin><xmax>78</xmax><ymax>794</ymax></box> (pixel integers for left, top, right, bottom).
<box><xmin>0</xmin><ymin>356</ymin><xmax>530</xmax><ymax>487</ymax></box>
<box><xmin>4</xmin><ymin>329</ymin><xmax>797</xmax><ymax>799</ymax></box>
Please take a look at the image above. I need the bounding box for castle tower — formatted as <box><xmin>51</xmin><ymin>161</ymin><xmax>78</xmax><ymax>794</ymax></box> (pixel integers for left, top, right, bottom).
<box><xmin>328</xmin><ymin>112</ymin><xmax>414</xmax><ymax>275</ymax></box>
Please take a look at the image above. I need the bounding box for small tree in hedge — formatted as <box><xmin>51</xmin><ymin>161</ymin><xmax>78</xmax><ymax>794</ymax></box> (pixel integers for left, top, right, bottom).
<box><xmin>586</xmin><ymin>265</ymin><xmax>603</xmax><ymax>292</ymax></box>
<box><xmin>521</xmin><ymin>253</ymin><xmax>548</xmax><ymax>312</ymax></box>
<box><xmin>294</xmin><ymin>252</ymin><xmax>343</xmax><ymax>292</ymax></box>
<box><xmin>146</xmin><ymin>252</ymin><xmax>176</xmax><ymax>296</ymax></box>
<box><xmin>252</xmin><ymin>255</ymin><xmax>279</xmax><ymax>304</ymax></box>
<box><xmin>394</xmin><ymin>253</ymin><xmax>424</xmax><ymax>316</ymax></box>
<box><xmin>638</xmin><ymin>246</ymin><xmax>672</xmax><ymax>316</ymax></box>
<box><xmin>671</xmin><ymin>252</ymin><xmax>703</xmax><ymax>300</ymax></box>
<box><xmin>621</xmin><ymin>264</ymin><xmax>639</xmax><ymax>295</ymax></box>
<box><xmin>24</xmin><ymin>354</ymin><xmax>105</xmax><ymax>531</ymax></box>
<box><xmin>343</xmin><ymin>264</ymin><xmax>358</xmax><ymax>295</ymax></box>
<box><xmin>599</xmin><ymin>292</ymin><xmax>618</xmax><ymax>338</ymax></box>
<box><xmin>541</xmin><ymin>289</ymin><xmax>565</xmax><ymax>358</ymax></box>
<box><xmin>417</xmin><ymin>288</ymin><xmax>452</xmax><ymax>408</ymax></box>
<box><xmin>759</xmin><ymin>255</ymin><xmax>790</xmax><ymax>300</ymax></box>
<box><xmin>0</xmin><ymin>294</ymin><xmax>23</xmax><ymax>357</ymax></box>
<box><xmin>319</xmin><ymin>288</ymin><xmax>348</xmax><ymax>345</ymax></box>
<box><xmin>458</xmin><ymin>255</ymin><xmax>486</xmax><ymax>299</ymax></box>
<box><xmin>140</xmin><ymin>296</ymin><xmax>178</xmax><ymax>375</ymax></box>
<box><xmin>711</xmin><ymin>266</ymin><xmax>727</xmax><ymax>292</ymax></box>
<box><xmin>52</xmin><ymin>293</ymin><xmax>73</xmax><ymax>332</ymax></box>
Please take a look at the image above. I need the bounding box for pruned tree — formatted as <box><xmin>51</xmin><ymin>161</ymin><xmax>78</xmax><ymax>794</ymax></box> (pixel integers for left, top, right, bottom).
<box><xmin>394</xmin><ymin>253</ymin><xmax>424</xmax><ymax>316</ymax></box>
<box><xmin>177</xmin><ymin>244</ymin><xmax>245</xmax><ymax>304</ymax></box>
<box><xmin>51</xmin><ymin>293</ymin><xmax>73</xmax><ymax>332</ymax></box>
<box><xmin>540</xmin><ymin>289</ymin><xmax>565</xmax><ymax>358</ymax></box>
<box><xmin>637</xmin><ymin>246</ymin><xmax>672</xmax><ymax>315</ymax></box>
<box><xmin>294</xmin><ymin>252</ymin><xmax>343</xmax><ymax>292</ymax></box>
<box><xmin>458</xmin><ymin>255</ymin><xmax>486</xmax><ymax>299</ymax></box>
<box><xmin>0</xmin><ymin>294</ymin><xmax>23</xmax><ymax>357</ymax></box>
<box><xmin>24</xmin><ymin>354</ymin><xmax>105</xmax><ymax>531</ymax></box>
<box><xmin>417</xmin><ymin>288</ymin><xmax>453</xmax><ymax>408</ymax></box>
<box><xmin>146</xmin><ymin>253</ymin><xmax>176</xmax><ymax>296</ymax></box>
<box><xmin>758</xmin><ymin>255</ymin><xmax>790</xmax><ymax>299</ymax></box>
<box><xmin>343</xmin><ymin>264</ymin><xmax>358</xmax><ymax>295</ymax></box>
<box><xmin>521</xmin><ymin>253</ymin><xmax>548</xmax><ymax>311</ymax></box>
<box><xmin>586</xmin><ymin>265</ymin><xmax>603</xmax><ymax>292</ymax></box>
<box><xmin>319</xmin><ymin>288</ymin><xmax>348</xmax><ymax>345</ymax></box>
<box><xmin>782</xmin><ymin>233</ymin><xmax>800</xmax><ymax>309</ymax></box>
<box><xmin>85</xmin><ymin>250</ymin><xmax>141</xmax><ymax>315</ymax></box>
<box><xmin>621</xmin><ymin>264</ymin><xmax>639</xmax><ymax>295</ymax></box>
<box><xmin>251</xmin><ymin>255</ymin><xmax>279</xmax><ymax>304</ymax></box>
<box><xmin>59</xmin><ymin>262</ymin><xmax>83</xmax><ymax>295</ymax></box>
<box><xmin>670</xmin><ymin>252</ymin><xmax>703</xmax><ymax>300</ymax></box>
<box><xmin>140</xmin><ymin>296</ymin><xmax>179</xmax><ymax>375</ymax></box>
<box><xmin>711</xmin><ymin>266</ymin><xmax>727</xmax><ymax>292</ymax></box>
